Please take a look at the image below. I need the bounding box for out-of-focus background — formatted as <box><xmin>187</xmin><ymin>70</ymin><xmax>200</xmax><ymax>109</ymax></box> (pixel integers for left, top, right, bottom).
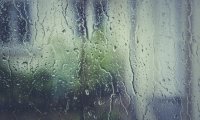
<box><xmin>0</xmin><ymin>0</ymin><xmax>199</xmax><ymax>120</ymax></box>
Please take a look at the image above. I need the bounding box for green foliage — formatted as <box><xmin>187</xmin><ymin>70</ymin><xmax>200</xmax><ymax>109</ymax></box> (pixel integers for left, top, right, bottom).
<box><xmin>0</xmin><ymin>27</ymin><xmax>125</xmax><ymax>113</ymax></box>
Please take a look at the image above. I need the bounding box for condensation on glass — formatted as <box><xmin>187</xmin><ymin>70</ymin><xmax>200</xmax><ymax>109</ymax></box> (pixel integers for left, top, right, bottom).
<box><xmin>0</xmin><ymin>0</ymin><xmax>200</xmax><ymax>120</ymax></box>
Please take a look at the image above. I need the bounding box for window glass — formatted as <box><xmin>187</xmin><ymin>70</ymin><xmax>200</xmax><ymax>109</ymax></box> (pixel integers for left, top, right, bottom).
<box><xmin>0</xmin><ymin>0</ymin><xmax>200</xmax><ymax>120</ymax></box>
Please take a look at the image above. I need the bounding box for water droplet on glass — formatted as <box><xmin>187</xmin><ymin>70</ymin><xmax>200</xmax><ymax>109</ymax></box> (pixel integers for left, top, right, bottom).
<box><xmin>85</xmin><ymin>89</ymin><xmax>89</xmax><ymax>95</ymax></box>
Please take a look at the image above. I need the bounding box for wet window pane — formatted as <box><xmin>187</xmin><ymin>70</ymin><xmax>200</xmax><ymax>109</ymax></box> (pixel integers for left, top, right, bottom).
<box><xmin>0</xmin><ymin>0</ymin><xmax>31</xmax><ymax>44</ymax></box>
<box><xmin>0</xmin><ymin>0</ymin><xmax>200</xmax><ymax>120</ymax></box>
